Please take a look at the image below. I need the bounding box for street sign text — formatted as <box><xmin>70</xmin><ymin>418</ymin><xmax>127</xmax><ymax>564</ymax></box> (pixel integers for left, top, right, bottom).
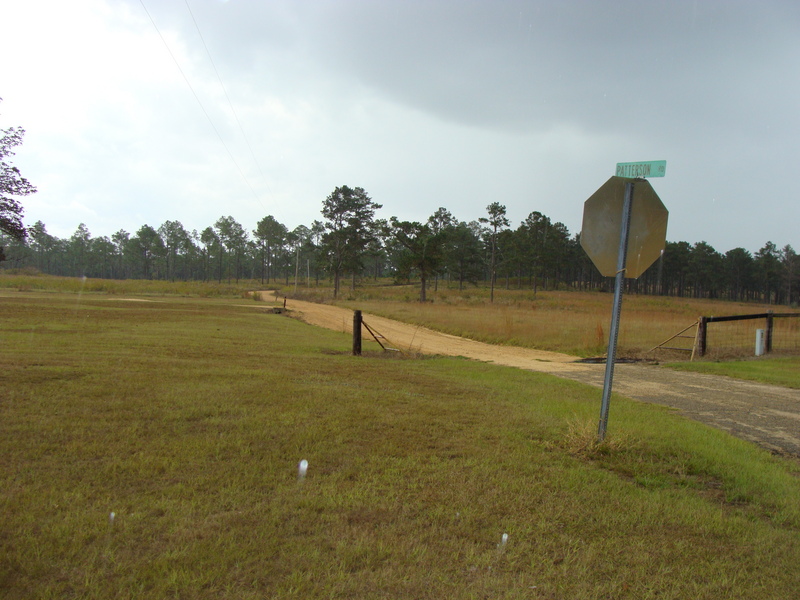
<box><xmin>615</xmin><ymin>160</ymin><xmax>666</xmax><ymax>178</ymax></box>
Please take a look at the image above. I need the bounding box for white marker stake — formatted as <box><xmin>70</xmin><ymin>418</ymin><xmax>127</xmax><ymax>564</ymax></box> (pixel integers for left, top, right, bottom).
<box><xmin>298</xmin><ymin>459</ymin><xmax>308</xmax><ymax>481</ymax></box>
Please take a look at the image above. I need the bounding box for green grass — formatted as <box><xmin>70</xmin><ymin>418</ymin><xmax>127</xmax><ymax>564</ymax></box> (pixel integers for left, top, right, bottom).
<box><xmin>0</xmin><ymin>271</ymin><xmax>263</xmax><ymax>297</ymax></box>
<box><xmin>2</xmin><ymin>290</ymin><xmax>800</xmax><ymax>598</ymax></box>
<box><xmin>665</xmin><ymin>356</ymin><xmax>800</xmax><ymax>389</ymax></box>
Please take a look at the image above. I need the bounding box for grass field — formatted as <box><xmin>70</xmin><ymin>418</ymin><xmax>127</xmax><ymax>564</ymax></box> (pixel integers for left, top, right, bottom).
<box><xmin>3</xmin><ymin>286</ymin><xmax>800</xmax><ymax>598</ymax></box>
<box><xmin>292</xmin><ymin>282</ymin><xmax>798</xmax><ymax>359</ymax></box>
<box><xmin>666</xmin><ymin>356</ymin><xmax>800</xmax><ymax>389</ymax></box>
<box><xmin>6</xmin><ymin>272</ymin><xmax>797</xmax><ymax>358</ymax></box>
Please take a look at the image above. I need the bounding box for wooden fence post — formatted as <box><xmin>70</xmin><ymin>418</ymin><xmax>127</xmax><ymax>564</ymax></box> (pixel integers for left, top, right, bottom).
<box><xmin>697</xmin><ymin>316</ymin><xmax>708</xmax><ymax>357</ymax></box>
<box><xmin>353</xmin><ymin>310</ymin><xmax>362</xmax><ymax>356</ymax></box>
<box><xmin>766</xmin><ymin>310</ymin><xmax>774</xmax><ymax>354</ymax></box>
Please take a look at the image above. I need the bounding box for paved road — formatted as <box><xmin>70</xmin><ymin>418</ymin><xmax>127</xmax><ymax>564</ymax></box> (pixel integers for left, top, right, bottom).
<box><xmin>283</xmin><ymin>298</ymin><xmax>800</xmax><ymax>458</ymax></box>
<box><xmin>562</xmin><ymin>363</ymin><xmax>800</xmax><ymax>457</ymax></box>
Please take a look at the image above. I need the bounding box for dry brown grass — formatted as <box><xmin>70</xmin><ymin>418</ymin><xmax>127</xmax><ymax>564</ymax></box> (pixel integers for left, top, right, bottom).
<box><xmin>307</xmin><ymin>284</ymin><xmax>790</xmax><ymax>358</ymax></box>
<box><xmin>561</xmin><ymin>418</ymin><xmax>641</xmax><ymax>457</ymax></box>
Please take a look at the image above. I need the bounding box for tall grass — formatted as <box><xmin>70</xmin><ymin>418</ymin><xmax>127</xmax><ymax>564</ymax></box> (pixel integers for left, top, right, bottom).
<box><xmin>2</xmin><ymin>291</ymin><xmax>800</xmax><ymax>598</ymax></box>
<box><xmin>302</xmin><ymin>283</ymin><xmax>788</xmax><ymax>357</ymax></box>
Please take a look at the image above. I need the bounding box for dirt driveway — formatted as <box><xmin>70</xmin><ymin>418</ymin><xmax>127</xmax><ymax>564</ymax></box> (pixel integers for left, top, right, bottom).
<box><xmin>280</xmin><ymin>298</ymin><xmax>800</xmax><ymax>458</ymax></box>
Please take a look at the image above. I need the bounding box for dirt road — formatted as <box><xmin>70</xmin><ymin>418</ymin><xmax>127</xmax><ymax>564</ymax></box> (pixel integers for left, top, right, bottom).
<box><xmin>281</xmin><ymin>298</ymin><xmax>800</xmax><ymax>458</ymax></box>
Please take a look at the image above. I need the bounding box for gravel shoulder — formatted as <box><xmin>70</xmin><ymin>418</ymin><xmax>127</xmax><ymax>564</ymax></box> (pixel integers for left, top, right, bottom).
<box><xmin>282</xmin><ymin>298</ymin><xmax>800</xmax><ymax>457</ymax></box>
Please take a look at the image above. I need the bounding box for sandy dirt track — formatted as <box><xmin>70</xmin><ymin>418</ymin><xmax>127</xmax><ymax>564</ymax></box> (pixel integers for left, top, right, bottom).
<box><xmin>277</xmin><ymin>298</ymin><xmax>800</xmax><ymax>458</ymax></box>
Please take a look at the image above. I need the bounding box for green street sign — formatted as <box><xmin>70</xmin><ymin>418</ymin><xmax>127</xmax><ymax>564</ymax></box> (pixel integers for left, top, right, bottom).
<box><xmin>615</xmin><ymin>160</ymin><xmax>666</xmax><ymax>178</ymax></box>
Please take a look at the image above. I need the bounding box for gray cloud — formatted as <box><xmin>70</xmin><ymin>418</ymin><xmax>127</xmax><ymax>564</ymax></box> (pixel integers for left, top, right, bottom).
<box><xmin>2</xmin><ymin>0</ymin><xmax>799</xmax><ymax>253</ymax></box>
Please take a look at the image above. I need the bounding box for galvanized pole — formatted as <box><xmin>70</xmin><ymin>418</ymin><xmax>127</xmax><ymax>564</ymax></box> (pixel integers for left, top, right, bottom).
<box><xmin>598</xmin><ymin>180</ymin><xmax>635</xmax><ymax>441</ymax></box>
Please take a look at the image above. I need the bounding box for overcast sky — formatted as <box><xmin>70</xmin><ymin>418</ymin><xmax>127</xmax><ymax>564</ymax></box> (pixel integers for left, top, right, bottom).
<box><xmin>2</xmin><ymin>0</ymin><xmax>798</xmax><ymax>253</ymax></box>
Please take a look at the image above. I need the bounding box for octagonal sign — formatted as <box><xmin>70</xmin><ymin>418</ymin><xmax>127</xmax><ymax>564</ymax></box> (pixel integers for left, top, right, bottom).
<box><xmin>581</xmin><ymin>176</ymin><xmax>668</xmax><ymax>279</ymax></box>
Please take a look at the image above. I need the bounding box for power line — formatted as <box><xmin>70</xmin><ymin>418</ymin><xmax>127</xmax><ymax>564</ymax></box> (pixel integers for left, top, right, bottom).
<box><xmin>138</xmin><ymin>0</ymin><xmax>265</xmax><ymax>209</ymax></box>
<box><xmin>183</xmin><ymin>0</ymin><xmax>273</xmax><ymax>202</ymax></box>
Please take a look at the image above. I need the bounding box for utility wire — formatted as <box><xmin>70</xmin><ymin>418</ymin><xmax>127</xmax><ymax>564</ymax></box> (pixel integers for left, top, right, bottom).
<box><xmin>138</xmin><ymin>0</ymin><xmax>264</xmax><ymax>208</ymax></box>
<box><xmin>183</xmin><ymin>0</ymin><xmax>273</xmax><ymax>201</ymax></box>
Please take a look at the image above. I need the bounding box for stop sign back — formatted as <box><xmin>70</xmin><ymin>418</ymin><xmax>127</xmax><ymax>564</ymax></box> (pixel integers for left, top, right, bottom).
<box><xmin>580</xmin><ymin>176</ymin><xmax>668</xmax><ymax>279</ymax></box>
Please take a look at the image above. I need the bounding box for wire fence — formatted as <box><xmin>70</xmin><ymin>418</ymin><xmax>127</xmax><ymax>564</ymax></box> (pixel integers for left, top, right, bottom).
<box><xmin>651</xmin><ymin>311</ymin><xmax>800</xmax><ymax>360</ymax></box>
<box><xmin>702</xmin><ymin>312</ymin><xmax>800</xmax><ymax>359</ymax></box>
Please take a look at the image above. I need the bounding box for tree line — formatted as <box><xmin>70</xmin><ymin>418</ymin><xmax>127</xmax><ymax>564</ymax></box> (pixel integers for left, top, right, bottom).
<box><xmin>1</xmin><ymin>184</ymin><xmax>798</xmax><ymax>306</ymax></box>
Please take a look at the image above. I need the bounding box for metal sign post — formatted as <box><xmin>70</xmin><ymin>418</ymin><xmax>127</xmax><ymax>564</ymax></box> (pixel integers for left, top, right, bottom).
<box><xmin>581</xmin><ymin>161</ymin><xmax>669</xmax><ymax>442</ymax></box>
<box><xmin>597</xmin><ymin>180</ymin><xmax>634</xmax><ymax>441</ymax></box>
